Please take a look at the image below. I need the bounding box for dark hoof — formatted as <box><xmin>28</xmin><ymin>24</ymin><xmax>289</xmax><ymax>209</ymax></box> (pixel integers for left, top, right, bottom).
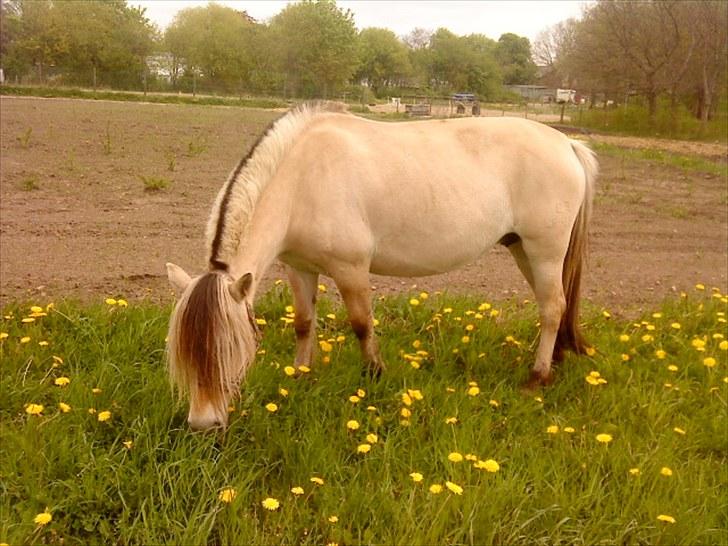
<box><xmin>362</xmin><ymin>360</ymin><xmax>386</xmax><ymax>379</ymax></box>
<box><xmin>523</xmin><ymin>369</ymin><xmax>554</xmax><ymax>390</ymax></box>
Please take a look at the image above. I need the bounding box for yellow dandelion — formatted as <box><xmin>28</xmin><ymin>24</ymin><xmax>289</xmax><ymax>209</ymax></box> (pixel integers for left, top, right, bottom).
<box><xmin>0</xmin><ymin>332</ymin><xmax>8</xmax><ymax>340</ymax></box>
<box><xmin>621</xmin><ymin>353</ymin><xmax>630</xmax><ymax>361</ymax></box>
<box><xmin>34</xmin><ymin>509</ymin><xmax>52</xmax><ymax>526</ymax></box>
<box><xmin>310</xmin><ymin>477</ymin><xmax>324</xmax><ymax>485</ymax></box>
<box><xmin>255</xmin><ymin>317</ymin><xmax>267</xmax><ymax>325</ymax></box>
<box><xmin>265</xmin><ymin>402</ymin><xmax>278</xmax><ymax>413</ymax></box>
<box><xmin>328</xmin><ymin>515</ymin><xmax>339</xmax><ymax>523</ymax></box>
<box><xmin>409</xmin><ymin>298</ymin><xmax>420</xmax><ymax>306</ymax></box>
<box><xmin>58</xmin><ymin>402</ymin><xmax>71</xmax><ymax>413</ymax></box>
<box><xmin>20</xmin><ymin>336</ymin><xmax>31</xmax><ymax>344</ymax></box>
<box><xmin>356</xmin><ymin>388</ymin><xmax>366</xmax><ymax>398</ymax></box>
<box><xmin>97</xmin><ymin>410</ymin><xmax>112</xmax><ymax>422</ymax></box>
<box><xmin>297</xmin><ymin>365</ymin><xmax>311</xmax><ymax>373</ymax></box>
<box><xmin>703</xmin><ymin>357</ymin><xmax>716</xmax><ymax>368</ymax></box>
<box><xmin>401</xmin><ymin>392</ymin><xmax>413</xmax><ymax>406</ymax></box>
<box><xmin>25</xmin><ymin>403</ymin><xmax>44</xmax><ymax>415</ymax></box>
<box><xmin>318</xmin><ymin>283</ymin><xmax>327</xmax><ymax>292</ymax></box>
<box><xmin>667</xmin><ymin>364</ymin><xmax>678</xmax><ymax>372</ymax></box>
<box><xmin>657</xmin><ymin>514</ymin><xmax>676</xmax><ymax>524</ymax></box>
<box><xmin>408</xmin><ymin>389</ymin><xmax>423</xmax><ymax>401</ymax></box>
<box><xmin>719</xmin><ymin>340</ymin><xmax>728</xmax><ymax>351</ymax></box>
<box><xmin>695</xmin><ymin>283</ymin><xmax>705</xmax><ymax>291</ymax></box>
<box><xmin>409</xmin><ymin>472</ymin><xmax>423</xmax><ymax>482</ymax></box>
<box><xmin>461</xmin><ymin>335</ymin><xmax>471</xmax><ymax>344</ymax></box>
<box><xmin>655</xmin><ymin>350</ymin><xmax>667</xmax><ymax>359</ymax></box>
<box><xmin>546</xmin><ymin>425</ymin><xmax>559</xmax><ymax>434</ymax></box>
<box><xmin>419</xmin><ymin>291</ymin><xmax>429</xmax><ymax>300</ymax></box>
<box><xmin>123</xmin><ymin>440</ymin><xmax>133</xmax><ymax>449</ymax></box>
<box><xmin>54</xmin><ymin>377</ymin><xmax>70</xmax><ymax>387</ymax></box>
<box><xmin>660</xmin><ymin>466</ymin><xmax>673</xmax><ymax>477</ymax></box>
<box><xmin>366</xmin><ymin>433</ymin><xmax>378</xmax><ymax>444</ymax></box>
<box><xmin>92</xmin><ymin>388</ymin><xmax>102</xmax><ymax>394</ymax></box>
<box><xmin>563</xmin><ymin>426</ymin><xmax>575</xmax><ymax>433</ymax></box>
<box><xmin>291</xmin><ymin>486</ymin><xmax>304</xmax><ymax>496</ymax></box>
<box><xmin>596</xmin><ymin>433</ymin><xmax>612</xmax><ymax>444</ymax></box>
<box><xmin>670</xmin><ymin>322</ymin><xmax>681</xmax><ymax>330</ymax></box>
<box><xmin>346</xmin><ymin>419</ymin><xmax>360</xmax><ymax>431</ymax></box>
<box><xmin>261</xmin><ymin>497</ymin><xmax>280</xmax><ymax>511</ymax></box>
<box><xmin>429</xmin><ymin>484</ymin><xmax>443</xmax><ymax>494</ymax></box>
<box><xmin>284</xmin><ymin>365</ymin><xmax>296</xmax><ymax>376</ymax></box>
<box><xmin>673</xmin><ymin>427</ymin><xmax>686</xmax><ymax>435</ymax></box>
<box><xmin>585</xmin><ymin>346</ymin><xmax>597</xmax><ymax>356</ymax></box>
<box><xmin>105</xmin><ymin>298</ymin><xmax>117</xmax><ymax>305</ymax></box>
<box><xmin>467</xmin><ymin>386</ymin><xmax>480</xmax><ymax>396</ymax></box>
<box><xmin>356</xmin><ymin>442</ymin><xmax>371</xmax><ymax>453</ymax></box>
<box><xmin>629</xmin><ymin>468</ymin><xmax>640</xmax><ymax>476</ymax></box>
<box><xmin>448</xmin><ymin>452</ymin><xmax>464</xmax><ymax>463</ymax></box>
<box><xmin>219</xmin><ymin>487</ymin><xmax>237</xmax><ymax>503</ymax></box>
<box><xmin>445</xmin><ymin>416</ymin><xmax>458</xmax><ymax>424</ymax></box>
<box><xmin>619</xmin><ymin>334</ymin><xmax>630</xmax><ymax>342</ymax></box>
<box><xmin>319</xmin><ymin>340</ymin><xmax>333</xmax><ymax>353</ymax></box>
<box><xmin>400</xmin><ymin>407</ymin><xmax>411</xmax><ymax>418</ymax></box>
<box><xmin>445</xmin><ymin>481</ymin><xmax>463</xmax><ymax>495</ymax></box>
<box><xmin>21</xmin><ymin>317</ymin><xmax>36</xmax><ymax>323</ymax></box>
<box><xmin>489</xmin><ymin>399</ymin><xmax>500</xmax><ymax>408</ymax></box>
<box><xmin>475</xmin><ymin>459</ymin><xmax>500</xmax><ymax>473</ymax></box>
<box><xmin>279</xmin><ymin>388</ymin><xmax>289</xmax><ymax>397</ymax></box>
<box><xmin>117</xmin><ymin>299</ymin><xmax>128</xmax><ymax>307</ymax></box>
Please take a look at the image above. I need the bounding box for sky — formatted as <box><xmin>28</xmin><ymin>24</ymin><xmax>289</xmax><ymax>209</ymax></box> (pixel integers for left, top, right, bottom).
<box><xmin>132</xmin><ymin>0</ymin><xmax>587</xmax><ymax>42</ymax></box>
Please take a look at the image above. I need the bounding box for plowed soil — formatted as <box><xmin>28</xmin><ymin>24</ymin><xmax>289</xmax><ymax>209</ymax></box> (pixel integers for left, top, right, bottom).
<box><xmin>1</xmin><ymin>97</ymin><xmax>726</xmax><ymax>315</ymax></box>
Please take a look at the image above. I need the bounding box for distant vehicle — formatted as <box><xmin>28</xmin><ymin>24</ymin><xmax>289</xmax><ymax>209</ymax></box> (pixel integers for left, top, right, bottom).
<box><xmin>450</xmin><ymin>93</ymin><xmax>480</xmax><ymax>116</ymax></box>
<box><xmin>556</xmin><ymin>89</ymin><xmax>576</xmax><ymax>104</ymax></box>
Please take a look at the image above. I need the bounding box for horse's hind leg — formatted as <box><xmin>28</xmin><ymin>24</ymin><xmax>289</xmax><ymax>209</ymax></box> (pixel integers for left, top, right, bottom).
<box><xmin>287</xmin><ymin>266</ymin><xmax>319</xmax><ymax>367</ymax></box>
<box><xmin>332</xmin><ymin>268</ymin><xmax>385</xmax><ymax>375</ymax></box>
<box><xmin>518</xmin><ymin>242</ymin><xmax>567</xmax><ymax>388</ymax></box>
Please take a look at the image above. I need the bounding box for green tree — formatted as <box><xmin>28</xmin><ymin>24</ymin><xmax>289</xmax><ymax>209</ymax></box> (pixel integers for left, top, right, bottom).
<box><xmin>355</xmin><ymin>27</ymin><xmax>410</xmax><ymax>95</ymax></box>
<box><xmin>495</xmin><ymin>32</ymin><xmax>537</xmax><ymax>85</ymax></box>
<box><xmin>270</xmin><ymin>0</ymin><xmax>358</xmax><ymax>98</ymax></box>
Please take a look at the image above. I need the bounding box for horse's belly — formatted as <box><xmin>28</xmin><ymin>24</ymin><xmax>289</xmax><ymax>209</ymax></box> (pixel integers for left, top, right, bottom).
<box><xmin>369</xmin><ymin>225</ymin><xmax>496</xmax><ymax>277</ymax></box>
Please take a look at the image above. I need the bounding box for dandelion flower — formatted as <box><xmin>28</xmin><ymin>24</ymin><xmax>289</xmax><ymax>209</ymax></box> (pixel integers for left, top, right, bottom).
<box><xmin>703</xmin><ymin>357</ymin><xmax>716</xmax><ymax>368</ymax></box>
<box><xmin>105</xmin><ymin>298</ymin><xmax>117</xmax><ymax>305</ymax></box>
<box><xmin>461</xmin><ymin>335</ymin><xmax>470</xmax><ymax>344</ymax></box>
<box><xmin>20</xmin><ymin>336</ymin><xmax>31</xmax><ymax>344</ymax></box>
<box><xmin>261</xmin><ymin>497</ymin><xmax>280</xmax><ymax>511</ymax></box>
<box><xmin>297</xmin><ymin>365</ymin><xmax>311</xmax><ymax>373</ymax></box>
<box><xmin>284</xmin><ymin>366</ymin><xmax>296</xmax><ymax>376</ymax></box>
<box><xmin>670</xmin><ymin>322</ymin><xmax>681</xmax><ymax>330</ymax></box>
<box><xmin>596</xmin><ymin>433</ymin><xmax>612</xmax><ymax>444</ymax></box>
<box><xmin>448</xmin><ymin>452</ymin><xmax>464</xmax><ymax>463</ymax></box>
<box><xmin>475</xmin><ymin>459</ymin><xmax>500</xmax><ymax>473</ymax></box>
<box><xmin>563</xmin><ymin>426</ymin><xmax>575</xmax><ymax>433</ymax></box>
<box><xmin>97</xmin><ymin>410</ymin><xmax>112</xmax><ymax>422</ymax></box>
<box><xmin>408</xmin><ymin>389</ymin><xmax>423</xmax><ymax>401</ymax></box>
<box><xmin>58</xmin><ymin>402</ymin><xmax>71</xmax><ymax>413</ymax></box>
<box><xmin>667</xmin><ymin>365</ymin><xmax>678</xmax><ymax>372</ymax></box>
<box><xmin>218</xmin><ymin>488</ymin><xmax>237</xmax><ymax>503</ymax></box>
<box><xmin>619</xmin><ymin>334</ymin><xmax>630</xmax><ymax>342</ymax></box>
<box><xmin>409</xmin><ymin>298</ymin><xmax>420</xmax><ymax>306</ymax></box>
<box><xmin>467</xmin><ymin>386</ymin><xmax>480</xmax><ymax>396</ymax></box>
<box><xmin>445</xmin><ymin>416</ymin><xmax>458</xmax><ymax>424</ymax></box>
<box><xmin>655</xmin><ymin>350</ymin><xmax>667</xmax><ymax>359</ymax></box>
<box><xmin>657</xmin><ymin>514</ymin><xmax>676</xmax><ymax>524</ymax></box>
<box><xmin>117</xmin><ymin>299</ymin><xmax>128</xmax><ymax>307</ymax></box>
<box><xmin>319</xmin><ymin>340</ymin><xmax>333</xmax><ymax>352</ymax></box>
<box><xmin>401</xmin><ymin>392</ymin><xmax>413</xmax><ymax>406</ymax></box>
<box><xmin>366</xmin><ymin>433</ymin><xmax>378</xmax><ymax>444</ymax></box>
<box><xmin>429</xmin><ymin>484</ymin><xmax>443</xmax><ymax>494</ymax></box>
<box><xmin>279</xmin><ymin>388</ymin><xmax>289</xmax><ymax>397</ymax></box>
<box><xmin>25</xmin><ymin>403</ymin><xmax>44</xmax><ymax>415</ymax></box>
<box><xmin>34</xmin><ymin>510</ymin><xmax>52</xmax><ymax>526</ymax></box>
<box><xmin>0</xmin><ymin>332</ymin><xmax>8</xmax><ymax>340</ymax></box>
<box><xmin>123</xmin><ymin>440</ymin><xmax>133</xmax><ymax>449</ymax></box>
<box><xmin>328</xmin><ymin>515</ymin><xmax>339</xmax><ymax>523</ymax></box>
<box><xmin>629</xmin><ymin>468</ymin><xmax>640</xmax><ymax>476</ymax></box>
<box><xmin>546</xmin><ymin>425</ymin><xmax>560</xmax><ymax>434</ymax></box>
<box><xmin>445</xmin><ymin>481</ymin><xmax>463</xmax><ymax>495</ymax></box>
<box><xmin>410</xmin><ymin>472</ymin><xmax>423</xmax><ymax>482</ymax></box>
<box><xmin>310</xmin><ymin>477</ymin><xmax>324</xmax><ymax>485</ymax></box>
<box><xmin>719</xmin><ymin>340</ymin><xmax>728</xmax><ymax>351</ymax></box>
<box><xmin>92</xmin><ymin>388</ymin><xmax>102</xmax><ymax>394</ymax></box>
<box><xmin>356</xmin><ymin>388</ymin><xmax>366</xmax><ymax>398</ymax></box>
<box><xmin>660</xmin><ymin>466</ymin><xmax>673</xmax><ymax>477</ymax></box>
<box><xmin>54</xmin><ymin>377</ymin><xmax>70</xmax><ymax>387</ymax></box>
<box><xmin>346</xmin><ymin>419</ymin><xmax>360</xmax><ymax>431</ymax></box>
<box><xmin>256</xmin><ymin>318</ymin><xmax>267</xmax><ymax>326</ymax></box>
<box><xmin>291</xmin><ymin>486</ymin><xmax>304</xmax><ymax>496</ymax></box>
<box><xmin>400</xmin><ymin>407</ymin><xmax>411</xmax><ymax>418</ymax></box>
<box><xmin>265</xmin><ymin>403</ymin><xmax>278</xmax><ymax>413</ymax></box>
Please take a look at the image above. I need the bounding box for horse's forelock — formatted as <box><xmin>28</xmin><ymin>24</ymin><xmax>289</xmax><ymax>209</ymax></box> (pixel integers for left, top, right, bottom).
<box><xmin>167</xmin><ymin>272</ymin><xmax>256</xmax><ymax>414</ymax></box>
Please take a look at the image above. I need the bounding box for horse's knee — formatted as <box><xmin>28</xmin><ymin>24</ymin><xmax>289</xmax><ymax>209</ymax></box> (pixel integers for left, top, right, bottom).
<box><xmin>294</xmin><ymin>318</ymin><xmax>313</xmax><ymax>340</ymax></box>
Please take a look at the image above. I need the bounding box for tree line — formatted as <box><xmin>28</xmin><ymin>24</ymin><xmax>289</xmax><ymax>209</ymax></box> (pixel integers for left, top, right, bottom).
<box><xmin>1</xmin><ymin>0</ymin><xmax>536</xmax><ymax>99</ymax></box>
<box><xmin>534</xmin><ymin>0</ymin><xmax>727</xmax><ymax>123</ymax></box>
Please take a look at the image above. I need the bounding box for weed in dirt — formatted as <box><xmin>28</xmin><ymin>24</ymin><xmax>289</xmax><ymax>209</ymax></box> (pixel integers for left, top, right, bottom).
<box><xmin>139</xmin><ymin>175</ymin><xmax>171</xmax><ymax>192</ymax></box>
<box><xmin>102</xmin><ymin>122</ymin><xmax>112</xmax><ymax>155</ymax></box>
<box><xmin>592</xmin><ymin>142</ymin><xmax>727</xmax><ymax>177</ymax></box>
<box><xmin>166</xmin><ymin>152</ymin><xmax>176</xmax><ymax>172</ymax></box>
<box><xmin>16</xmin><ymin>128</ymin><xmax>32</xmax><ymax>149</ymax></box>
<box><xmin>186</xmin><ymin>138</ymin><xmax>207</xmax><ymax>158</ymax></box>
<box><xmin>19</xmin><ymin>175</ymin><xmax>39</xmax><ymax>191</ymax></box>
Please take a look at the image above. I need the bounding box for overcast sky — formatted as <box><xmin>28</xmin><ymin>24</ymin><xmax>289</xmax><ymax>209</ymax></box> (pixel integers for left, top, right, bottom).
<box><xmin>132</xmin><ymin>0</ymin><xmax>587</xmax><ymax>42</ymax></box>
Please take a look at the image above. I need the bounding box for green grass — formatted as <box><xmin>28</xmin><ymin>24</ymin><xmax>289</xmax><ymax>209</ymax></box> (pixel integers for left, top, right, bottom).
<box><xmin>591</xmin><ymin>141</ymin><xmax>728</xmax><ymax>177</ymax></box>
<box><xmin>0</xmin><ymin>84</ymin><xmax>288</xmax><ymax>110</ymax></box>
<box><xmin>1</xmin><ymin>288</ymin><xmax>726</xmax><ymax>545</ymax></box>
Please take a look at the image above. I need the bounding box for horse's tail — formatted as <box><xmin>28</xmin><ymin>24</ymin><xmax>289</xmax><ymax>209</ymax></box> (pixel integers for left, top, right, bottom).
<box><xmin>554</xmin><ymin>139</ymin><xmax>598</xmax><ymax>361</ymax></box>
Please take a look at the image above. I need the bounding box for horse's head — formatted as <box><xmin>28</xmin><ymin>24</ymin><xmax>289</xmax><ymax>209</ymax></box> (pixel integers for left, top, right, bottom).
<box><xmin>165</xmin><ymin>263</ymin><xmax>259</xmax><ymax>431</ymax></box>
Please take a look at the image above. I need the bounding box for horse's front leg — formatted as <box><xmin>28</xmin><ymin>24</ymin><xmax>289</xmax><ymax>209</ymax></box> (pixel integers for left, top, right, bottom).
<box><xmin>332</xmin><ymin>267</ymin><xmax>385</xmax><ymax>375</ymax></box>
<box><xmin>287</xmin><ymin>266</ymin><xmax>319</xmax><ymax>367</ymax></box>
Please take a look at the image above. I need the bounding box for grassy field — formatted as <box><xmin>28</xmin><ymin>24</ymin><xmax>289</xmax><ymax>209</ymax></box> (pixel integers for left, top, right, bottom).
<box><xmin>1</xmin><ymin>286</ymin><xmax>726</xmax><ymax>545</ymax></box>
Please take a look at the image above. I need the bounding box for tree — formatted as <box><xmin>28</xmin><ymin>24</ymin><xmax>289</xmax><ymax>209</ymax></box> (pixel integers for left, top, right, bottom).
<box><xmin>355</xmin><ymin>28</ymin><xmax>411</xmax><ymax>95</ymax></box>
<box><xmin>495</xmin><ymin>33</ymin><xmax>537</xmax><ymax>85</ymax></box>
<box><xmin>270</xmin><ymin>0</ymin><xmax>358</xmax><ymax>97</ymax></box>
<box><xmin>532</xmin><ymin>19</ymin><xmax>578</xmax><ymax>87</ymax></box>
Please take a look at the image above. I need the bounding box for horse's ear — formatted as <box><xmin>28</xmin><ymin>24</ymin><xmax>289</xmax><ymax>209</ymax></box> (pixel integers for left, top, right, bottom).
<box><xmin>229</xmin><ymin>272</ymin><xmax>253</xmax><ymax>303</ymax></box>
<box><xmin>166</xmin><ymin>263</ymin><xmax>191</xmax><ymax>294</ymax></box>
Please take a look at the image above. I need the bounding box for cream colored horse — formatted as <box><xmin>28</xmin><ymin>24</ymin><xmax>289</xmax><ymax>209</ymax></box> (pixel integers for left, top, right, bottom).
<box><xmin>166</xmin><ymin>103</ymin><xmax>598</xmax><ymax>430</ymax></box>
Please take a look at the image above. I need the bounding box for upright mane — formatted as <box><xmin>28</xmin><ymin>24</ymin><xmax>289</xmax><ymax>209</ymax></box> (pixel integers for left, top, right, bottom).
<box><xmin>206</xmin><ymin>101</ymin><xmax>347</xmax><ymax>269</ymax></box>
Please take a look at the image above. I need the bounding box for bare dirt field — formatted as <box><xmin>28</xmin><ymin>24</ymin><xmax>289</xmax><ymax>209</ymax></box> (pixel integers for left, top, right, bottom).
<box><xmin>1</xmin><ymin>96</ymin><xmax>726</xmax><ymax>315</ymax></box>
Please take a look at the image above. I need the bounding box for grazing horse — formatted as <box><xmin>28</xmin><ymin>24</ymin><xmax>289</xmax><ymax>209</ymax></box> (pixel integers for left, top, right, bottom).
<box><xmin>166</xmin><ymin>102</ymin><xmax>598</xmax><ymax>430</ymax></box>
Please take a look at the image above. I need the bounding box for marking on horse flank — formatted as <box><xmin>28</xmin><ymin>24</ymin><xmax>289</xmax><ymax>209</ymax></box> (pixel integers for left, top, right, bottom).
<box><xmin>498</xmin><ymin>232</ymin><xmax>521</xmax><ymax>247</ymax></box>
<box><xmin>209</xmin><ymin>125</ymin><xmax>275</xmax><ymax>268</ymax></box>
